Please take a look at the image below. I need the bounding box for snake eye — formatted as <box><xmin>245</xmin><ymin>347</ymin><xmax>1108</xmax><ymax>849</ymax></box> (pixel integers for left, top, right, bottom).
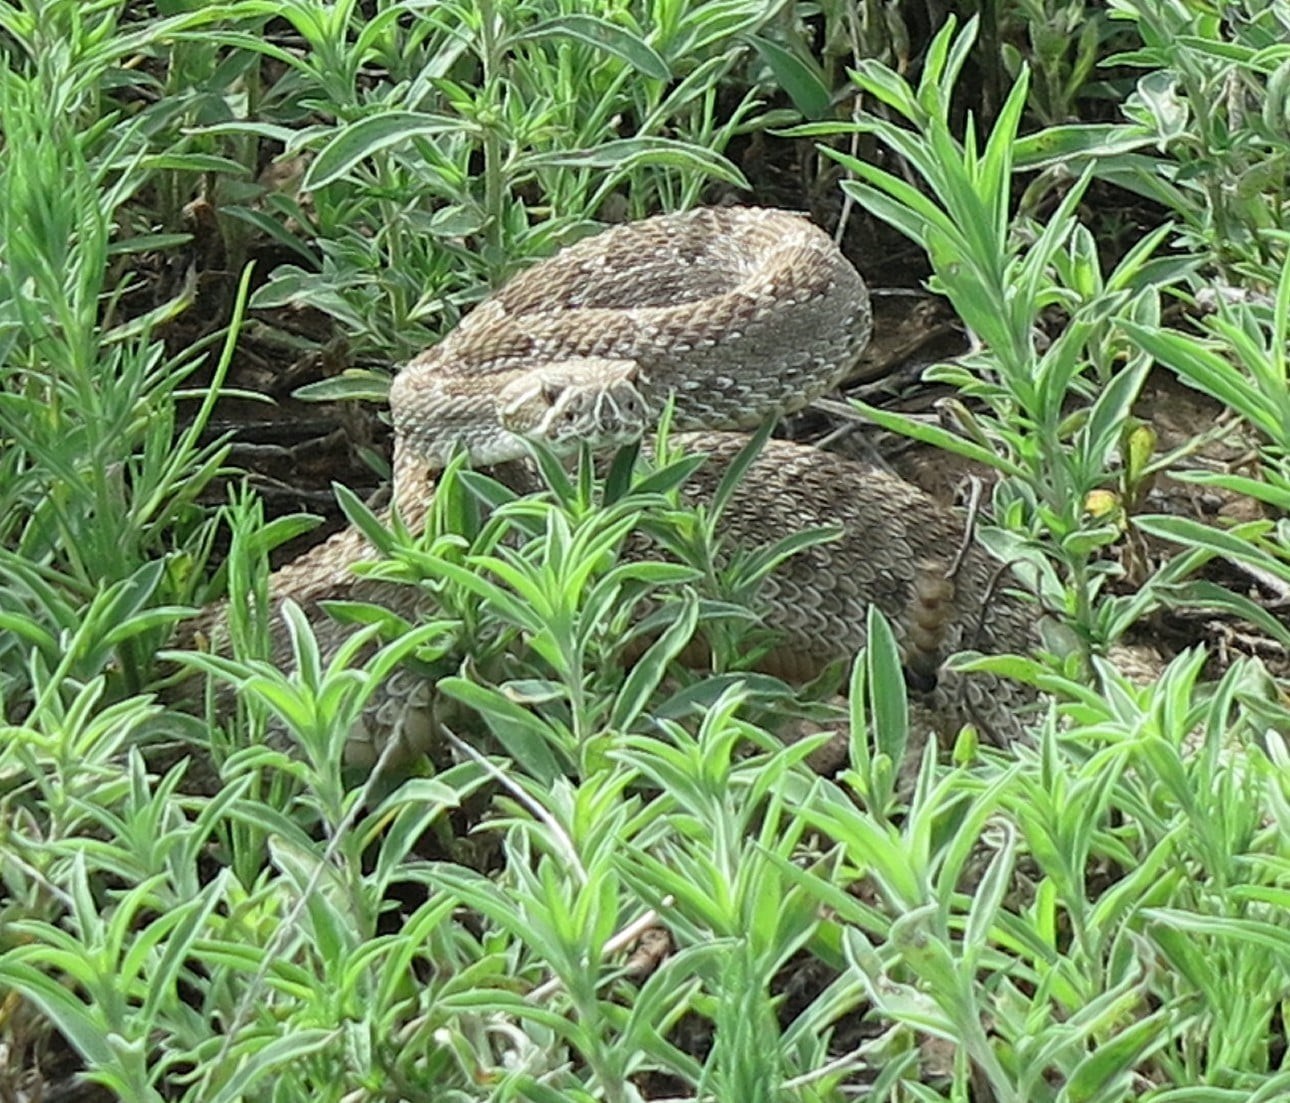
<box><xmin>541</xmin><ymin>382</ymin><xmax>562</xmax><ymax>406</ymax></box>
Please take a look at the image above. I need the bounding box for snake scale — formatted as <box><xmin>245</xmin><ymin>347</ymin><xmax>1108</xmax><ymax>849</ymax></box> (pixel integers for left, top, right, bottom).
<box><xmin>189</xmin><ymin>206</ymin><xmax>1036</xmax><ymax>764</ymax></box>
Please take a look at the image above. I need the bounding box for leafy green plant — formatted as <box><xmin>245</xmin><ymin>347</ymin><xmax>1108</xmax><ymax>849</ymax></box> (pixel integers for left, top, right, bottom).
<box><xmin>1016</xmin><ymin>0</ymin><xmax>1290</xmax><ymax>281</ymax></box>
<box><xmin>780</xmin><ymin>644</ymin><xmax>1289</xmax><ymax>1101</ymax></box>
<box><xmin>1124</xmin><ymin>240</ymin><xmax>1290</xmax><ymax>648</ymax></box>
<box><xmin>787</xmin><ymin>16</ymin><xmax>1189</xmax><ymax>660</ymax></box>
<box><xmin>7</xmin><ymin>3</ymin><xmax>1290</xmax><ymax>1100</ymax></box>
<box><xmin>1110</xmin><ymin>0</ymin><xmax>1290</xmax><ymax>276</ymax></box>
<box><xmin>268</xmin><ymin>424</ymin><xmax>840</xmax><ymax>778</ymax></box>
<box><xmin>994</xmin><ymin>0</ymin><xmax>1139</xmax><ymax>125</ymax></box>
<box><xmin>0</xmin><ymin>423</ymin><xmax>862</xmax><ymax>1100</ymax></box>
<box><xmin>0</xmin><ymin>0</ymin><xmax>265</xmax><ymax>245</ymax></box>
<box><xmin>0</xmin><ymin>47</ymin><xmax>254</xmax><ymax>703</ymax></box>
<box><xmin>0</xmin><ymin>728</ymin><xmax>490</xmax><ymax>1100</ymax></box>
<box><xmin>187</xmin><ymin>0</ymin><xmax>815</xmax><ymax>361</ymax></box>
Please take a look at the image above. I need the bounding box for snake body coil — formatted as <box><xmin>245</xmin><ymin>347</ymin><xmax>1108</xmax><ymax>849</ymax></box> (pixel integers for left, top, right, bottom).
<box><xmin>390</xmin><ymin>207</ymin><xmax>872</xmax><ymax>470</ymax></box>
<box><xmin>193</xmin><ymin>206</ymin><xmax>1034</xmax><ymax>761</ymax></box>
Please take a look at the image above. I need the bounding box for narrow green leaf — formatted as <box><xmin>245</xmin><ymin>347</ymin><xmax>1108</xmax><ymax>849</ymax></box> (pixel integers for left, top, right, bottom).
<box><xmin>979</xmin><ymin>69</ymin><xmax>1030</xmax><ymax>223</ymax></box>
<box><xmin>707</xmin><ymin>420</ymin><xmax>773</xmax><ymax>522</ymax></box>
<box><xmin>139</xmin><ymin>876</ymin><xmax>228</xmax><ymax>1024</ymax></box>
<box><xmin>1163</xmin><ymin>580</ymin><xmax>1290</xmax><ymax>647</ymax></box>
<box><xmin>205</xmin><ymin>1029</ymin><xmax>340</xmax><ymax>1103</ymax></box>
<box><xmin>333</xmin><ymin>482</ymin><xmax>396</xmax><ymax>556</ymax></box>
<box><xmin>0</xmin><ymin>611</ymin><xmax>59</xmax><ymax>653</ymax></box>
<box><xmin>1123</xmin><ymin>321</ymin><xmax>1272</xmax><ymax>435</ymax></box>
<box><xmin>1135</xmin><ymin>515</ymin><xmax>1284</xmax><ymax>579</ymax></box>
<box><xmin>848</xmin><ymin>399</ymin><xmax>1025</xmax><ymax>478</ymax></box>
<box><xmin>610</xmin><ymin>591</ymin><xmax>699</xmax><ymax>730</ymax></box>
<box><xmin>1064</xmin><ymin>1005</ymin><xmax>1173</xmax><ymax>1103</ymax></box>
<box><xmin>1012</xmin><ymin>123</ymin><xmax>1155</xmax><ymax>170</ymax></box>
<box><xmin>1081</xmin><ymin>356</ymin><xmax>1151</xmax><ymax>472</ymax></box>
<box><xmin>293</xmin><ymin>370</ymin><xmax>391</xmax><ymax>404</ymax></box>
<box><xmin>304</xmin><ymin>112</ymin><xmax>458</xmax><ymax>190</ymax></box>
<box><xmin>747</xmin><ymin>35</ymin><xmax>831</xmax><ymax>120</ymax></box>
<box><xmin>413</xmin><ymin>555</ymin><xmax>541</xmax><ymax>630</ymax></box>
<box><xmin>523</xmin><ymin>138</ymin><xmax>748</xmax><ymax>188</ymax></box>
<box><xmin>437</xmin><ymin>676</ymin><xmax>565</xmax><ymax>782</ymax></box>
<box><xmin>963</xmin><ymin>823</ymin><xmax>1015</xmax><ymax>962</ymax></box>
<box><xmin>513</xmin><ymin>14</ymin><xmax>670</xmax><ymax>79</ymax></box>
<box><xmin>0</xmin><ymin>960</ymin><xmax>119</xmax><ymax>1071</ymax></box>
<box><xmin>846</xmin><ymin>59</ymin><xmax>922</xmax><ymax>121</ymax></box>
<box><xmin>1171</xmin><ymin>468</ymin><xmax>1290</xmax><ymax>512</ymax></box>
<box><xmin>139</xmin><ymin>152</ymin><xmax>251</xmax><ymax>175</ymax></box>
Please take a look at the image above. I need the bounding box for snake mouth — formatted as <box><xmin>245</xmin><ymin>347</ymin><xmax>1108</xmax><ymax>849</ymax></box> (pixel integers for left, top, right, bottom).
<box><xmin>496</xmin><ymin>357</ymin><xmax>651</xmax><ymax>452</ymax></box>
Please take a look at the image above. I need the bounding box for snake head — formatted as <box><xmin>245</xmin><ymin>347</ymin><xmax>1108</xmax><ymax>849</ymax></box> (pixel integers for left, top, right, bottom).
<box><xmin>497</xmin><ymin>358</ymin><xmax>652</xmax><ymax>452</ymax></box>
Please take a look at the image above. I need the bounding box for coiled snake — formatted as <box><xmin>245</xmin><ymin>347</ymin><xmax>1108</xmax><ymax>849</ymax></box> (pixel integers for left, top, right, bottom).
<box><xmin>192</xmin><ymin>206</ymin><xmax>1035</xmax><ymax>762</ymax></box>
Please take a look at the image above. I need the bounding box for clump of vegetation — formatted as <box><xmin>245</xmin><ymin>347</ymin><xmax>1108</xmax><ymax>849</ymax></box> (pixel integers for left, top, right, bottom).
<box><xmin>2</xmin><ymin>1</ymin><xmax>1288</xmax><ymax>1100</ymax></box>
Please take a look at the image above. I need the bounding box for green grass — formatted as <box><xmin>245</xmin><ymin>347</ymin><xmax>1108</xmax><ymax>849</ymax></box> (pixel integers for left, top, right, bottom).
<box><xmin>2</xmin><ymin>1</ymin><xmax>1290</xmax><ymax>1100</ymax></box>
